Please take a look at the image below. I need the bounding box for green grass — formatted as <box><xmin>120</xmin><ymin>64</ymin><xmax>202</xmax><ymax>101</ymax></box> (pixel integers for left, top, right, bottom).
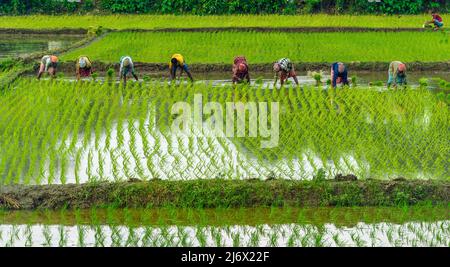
<box><xmin>60</xmin><ymin>31</ymin><xmax>450</xmax><ymax>63</ymax></box>
<box><xmin>0</xmin><ymin>79</ymin><xmax>448</xmax><ymax>185</ymax></box>
<box><xmin>0</xmin><ymin>14</ymin><xmax>445</xmax><ymax>30</ymax></box>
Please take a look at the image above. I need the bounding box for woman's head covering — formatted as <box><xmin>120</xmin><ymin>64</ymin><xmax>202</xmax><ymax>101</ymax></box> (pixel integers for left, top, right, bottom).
<box><xmin>50</xmin><ymin>56</ymin><xmax>58</xmax><ymax>63</ymax></box>
<box><xmin>123</xmin><ymin>58</ymin><xmax>131</xmax><ymax>67</ymax></box>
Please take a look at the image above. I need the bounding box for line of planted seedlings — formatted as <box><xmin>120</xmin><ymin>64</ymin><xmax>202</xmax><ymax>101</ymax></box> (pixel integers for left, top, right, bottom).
<box><xmin>0</xmin><ymin>78</ymin><xmax>448</xmax><ymax>185</ymax></box>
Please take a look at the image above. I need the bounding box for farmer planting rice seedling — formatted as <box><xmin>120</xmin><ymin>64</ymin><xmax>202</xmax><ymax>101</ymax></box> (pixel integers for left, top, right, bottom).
<box><xmin>330</xmin><ymin>62</ymin><xmax>349</xmax><ymax>88</ymax></box>
<box><xmin>169</xmin><ymin>53</ymin><xmax>194</xmax><ymax>82</ymax></box>
<box><xmin>119</xmin><ymin>55</ymin><xmax>138</xmax><ymax>85</ymax></box>
<box><xmin>273</xmin><ymin>58</ymin><xmax>299</xmax><ymax>88</ymax></box>
<box><xmin>424</xmin><ymin>11</ymin><xmax>444</xmax><ymax>31</ymax></box>
<box><xmin>0</xmin><ymin>1</ymin><xmax>448</xmax><ymax>257</ymax></box>
<box><xmin>387</xmin><ymin>61</ymin><xmax>408</xmax><ymax>89</ymax></box>
<box><xmin>75</xmin><ymin>55</ymin><xmax>93</xmax><ymax>80</ymax></box>
<box><xmin>232</xmin><ymin>56</ymin><xmax>251</xmax><ymax>85</ymax></box>
<box><xmin>37</xmin><ymin>55</ymin><xmax>58</xmax><ymax>80</ymax></box>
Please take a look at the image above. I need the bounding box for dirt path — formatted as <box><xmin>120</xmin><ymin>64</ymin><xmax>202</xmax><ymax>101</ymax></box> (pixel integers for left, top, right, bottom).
<box><xmin>0</xmin><ymin>178</ymin><xmax>448</xmax><ymax>210</ymax></box>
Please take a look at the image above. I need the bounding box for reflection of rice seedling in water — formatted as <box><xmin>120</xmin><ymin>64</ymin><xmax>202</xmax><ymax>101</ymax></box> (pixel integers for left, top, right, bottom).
<box><xmin>0</xmin><ymin>78</ymin><xmax>448</xmax><ymax>184</ymax></box>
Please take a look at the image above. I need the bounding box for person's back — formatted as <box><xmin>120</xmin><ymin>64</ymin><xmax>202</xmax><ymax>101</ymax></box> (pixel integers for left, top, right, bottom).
<box><xmin>170</xmin><ymin>54</ymin><xmax>184</xmax><ymax>68</ymax></box>
<box><xmin>433</xmin><ymin>13</ymin><xmax>443</xmax><ymax>22</ymax></box>
<box><xmin>232</xmin><ymin>57</ymin><xmax>250</xmax><ymax>84</ymax></box>
<box><xmin>331</xmin><ymin>62</ymin><xmax>348</xmax><ymax>87</ymax></box>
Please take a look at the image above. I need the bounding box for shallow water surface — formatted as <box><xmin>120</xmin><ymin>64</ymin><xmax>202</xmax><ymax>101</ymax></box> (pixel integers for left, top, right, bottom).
<box><xmin>0</xmin><ymin>34</ymin><xmax>83</xmax><ymax>59</ymax></box>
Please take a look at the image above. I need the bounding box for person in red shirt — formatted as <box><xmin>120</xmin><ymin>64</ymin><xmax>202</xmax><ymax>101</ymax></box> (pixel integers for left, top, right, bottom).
<box><xmin>232</xmin><ymin>56</ymin><xmax>250</xmax><ymax>85</ymax></box>
<box><xmin>424</xmin><ymin>11</ymin><xmax>444</xmax><ymax>31</ymax></box>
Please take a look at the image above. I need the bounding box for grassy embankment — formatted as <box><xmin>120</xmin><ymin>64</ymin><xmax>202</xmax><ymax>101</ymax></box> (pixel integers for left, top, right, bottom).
<box><xmin>0</xmin><ymin>15</ymin><xmax>444</xmax><ymax>30</ymax></box>
<box><xmin>1</xmin><ymin>179</ymin><xmax>449</xmax><ymax>210</ymax></box>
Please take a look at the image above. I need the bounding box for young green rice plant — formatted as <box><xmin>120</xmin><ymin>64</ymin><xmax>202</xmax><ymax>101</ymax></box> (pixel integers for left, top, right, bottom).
<box><xmin>1</xmin><ymin>78</ymin><xmax>449</xmax><ymax>184</ymax></box>
<box><xmin>107</xmin><ymin>68</ymin><xmax>115</xmax><ymax>80</ymax></box>
<box><xmin>91</xmin><ymin>72</ymin><xmax>98</xmax><ymax>81</ymax></box>
<box><xmin>62</xmin><ymin>31</ymin><xmax>450</xmax><ymax>63</ymax></box>
<box><xmin>0</xmin><ymin>15</ymin><xmax>438</xmax><ymax>30</ymax></box>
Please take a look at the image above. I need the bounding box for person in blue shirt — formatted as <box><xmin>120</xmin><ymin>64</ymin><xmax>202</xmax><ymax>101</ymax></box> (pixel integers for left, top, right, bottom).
<box><xmin>330</xmin><ymin>62</ymin><xmax>349</xmax><ymax>88</ymax></box>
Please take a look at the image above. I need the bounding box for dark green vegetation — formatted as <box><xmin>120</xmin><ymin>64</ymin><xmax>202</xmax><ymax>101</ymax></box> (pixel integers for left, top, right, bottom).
<box><xmin>0</xmin><ymin>0</ymin><xmax>448</xmax><ymax>15</ymax></box>
<box><xmin>1</xmin><ymin>179</ymin><xmax>448</xmax><ymax>210</ymax></box>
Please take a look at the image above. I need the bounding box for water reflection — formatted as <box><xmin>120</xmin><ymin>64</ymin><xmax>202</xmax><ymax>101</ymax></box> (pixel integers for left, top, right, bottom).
<box><xmin>0</xmin><ymin>34</ymin><xmax>83</xmax><ymax>59</ymax></box>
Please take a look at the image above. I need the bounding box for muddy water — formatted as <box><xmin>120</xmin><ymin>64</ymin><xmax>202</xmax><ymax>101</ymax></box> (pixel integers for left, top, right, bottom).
<box><xmin>42</xmin><ymin>71</ymin><xmax>450</xmax><ymax>89</ymax></box>
<box><xmin>0</xmin><ymin>34</ymin><xmax>83</xmax><ymax>59</ymax></box>
<box><xmin>0</xmin><ymin>207</ymin><xmax>448</xmax><ymax>247</ymax></box>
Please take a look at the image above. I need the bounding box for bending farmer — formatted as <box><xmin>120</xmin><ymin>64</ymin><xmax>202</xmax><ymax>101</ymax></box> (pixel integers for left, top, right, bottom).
<box><xmin>119</xmin><ymin>56</ymin><xmax>138</xmax><ymax>85</ymax></box>
<box><xmin>76</xmin><ymin>56</ymin><xmax>93</xmax><ymax>81</ymax></box>
<box><xmin>387</xmin><ymin>61</ymin><xmax>407</xmax><ymax>88</ymax></box>
<box><xmin>37</xmin><ymin>55</ymin><xmax>58</xmax><ymax>80</ymax></box>
<box><xmin>273</xmin><ymin>58</ymin><xmax>299</xmax><ymax>87</ymax></box>
<box><xmin>232</xmin><ymin>56</ymin><xmax>250</xmax><ymax>85</ymax></box>
<box><xmin>330</xmin><ymin>62</ymin><xmax>349</xmax><ymax>88</ymax></box>
<box><xmin>424</xmin><ymin>11</ymin><xmax>444</xmax><ymax>31</ymax></box>
<box><xmin>169</xmin><ymin>54</ymin><xmax>194</xmax><ymax>82</ymax></box>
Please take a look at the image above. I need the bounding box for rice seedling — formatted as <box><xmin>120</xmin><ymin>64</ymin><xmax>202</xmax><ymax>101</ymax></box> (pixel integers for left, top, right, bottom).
<box><xmin>0</xmin><ymin>78</ymin><xmax>448</xmax><ymax>185</ymax></box>
<box><xmin>61</xmin><ymin>31</ymin><xmax>450</xmax><ymax>63</ymax></box>
<box><xmin>0</xmin><ymin>15</ymin><xmax>439</xmax><ymax>30</ymax></box>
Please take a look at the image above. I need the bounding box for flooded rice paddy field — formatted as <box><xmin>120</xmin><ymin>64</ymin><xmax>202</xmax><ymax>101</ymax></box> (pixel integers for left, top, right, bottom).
<box><xmin>1</xmin><ymin>207</ymin><xmax>448</xmax><ymax>247</ymax></box>
<box><xmin>0</xmin><ymin>34</ymin><xmax>84</xmax><ymax>59</ymax></box>
<box><xmin>42</xmin><ymin>71</ymin><xmax>450</xmax><ymax>89</ymax></box>
<box><xmin>1</xmin><ymin>77</ymin><xmax>449</xmax><ymax>185</ymax></box>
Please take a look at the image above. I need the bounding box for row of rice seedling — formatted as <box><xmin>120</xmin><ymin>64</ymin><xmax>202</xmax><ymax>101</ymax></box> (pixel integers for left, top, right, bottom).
<box><xmin>0</xmin><ymin>78</ymin><xmax>448</xmax><ymax>185</ymax></box>
<box><xmin>2</xmin><ymin>206</ymin><xmax>447</xmax><ymax>227</ymax></box>
<box><xmin>0</xmin><ymin>15</ymin><xmax>437</xmax><ymax>30</ymax></box>
<box><xmin>61</xmin><ymin>31</ymin><xmax>450</xmax><ymax>63</ymax></box>
<box><xmin>1</xmin><ymin>221</ymin><xmax>448</xmax><ymax>247</ymax></box>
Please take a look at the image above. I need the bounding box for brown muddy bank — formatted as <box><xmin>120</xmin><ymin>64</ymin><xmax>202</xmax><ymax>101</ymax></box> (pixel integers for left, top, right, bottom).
<box><xmin>0</xmin><ymin>27</ymin><xmax>436</xmax><ymax>35</ymax></box>
<box><xmin>0</xmin><ymin>178</ymin><xmax>448</xmax><ymax>210</ymax></box>
<box><xmin>28</xmin><ymin>61</ymin><xmax>450</xmax><ymax>76</ymax></box>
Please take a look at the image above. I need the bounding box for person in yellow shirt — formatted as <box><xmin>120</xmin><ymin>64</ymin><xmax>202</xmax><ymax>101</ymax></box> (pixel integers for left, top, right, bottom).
<box><xmin>169</xmin><ymin>54</ymin><xmax>193</xmax><ymax>82</ymax></box>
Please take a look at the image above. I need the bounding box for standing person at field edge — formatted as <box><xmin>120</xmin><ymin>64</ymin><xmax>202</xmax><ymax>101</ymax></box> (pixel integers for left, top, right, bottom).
<box><xmin>387</xmin><ymin>61</ymin><xmax>407</xmax><ymax>89</ymax></box>
<box><xmin>424</xmin><ymin>11</ymin><xmax>444</xmax><ymax>31</ymax></box>
<box><xmin>119</xmin><ymin>56</ymin><xmax>138</xmax><ymax>85</ymax></box>
<box><xmin>169</xmin><ymin>53</ymin><xmax>194</xmax><ymax>82</ymax></box>
<box><xmin>37</xmin><ymin>55</ymin><xmax>58</xmax><ymax>80</ymax></box>
<box><xmin>273</xmin><ymin>58</ymin><xmax>299</xmax><ymax>87</ymax></box>
<box><xmin>232</xmin><ymin>56</ymin><xmax>250</xmax><ymax>85</ymax></box>
<box><xmin>330</xmin><ymin>62</ymin><xmax>349</xmax><ymax>88</ymax></box>
<box><xmin>76</xmin><ymin>55</ymin><xmax>93</xmax><ymax>81</ymax></box>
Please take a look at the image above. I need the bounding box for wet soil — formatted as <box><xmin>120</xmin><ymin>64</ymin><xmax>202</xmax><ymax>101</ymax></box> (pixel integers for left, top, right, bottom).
<box><xmin>28</xmin><ymin>61</ymin><xmax>450</xmax><ymax>76</ymax></box>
